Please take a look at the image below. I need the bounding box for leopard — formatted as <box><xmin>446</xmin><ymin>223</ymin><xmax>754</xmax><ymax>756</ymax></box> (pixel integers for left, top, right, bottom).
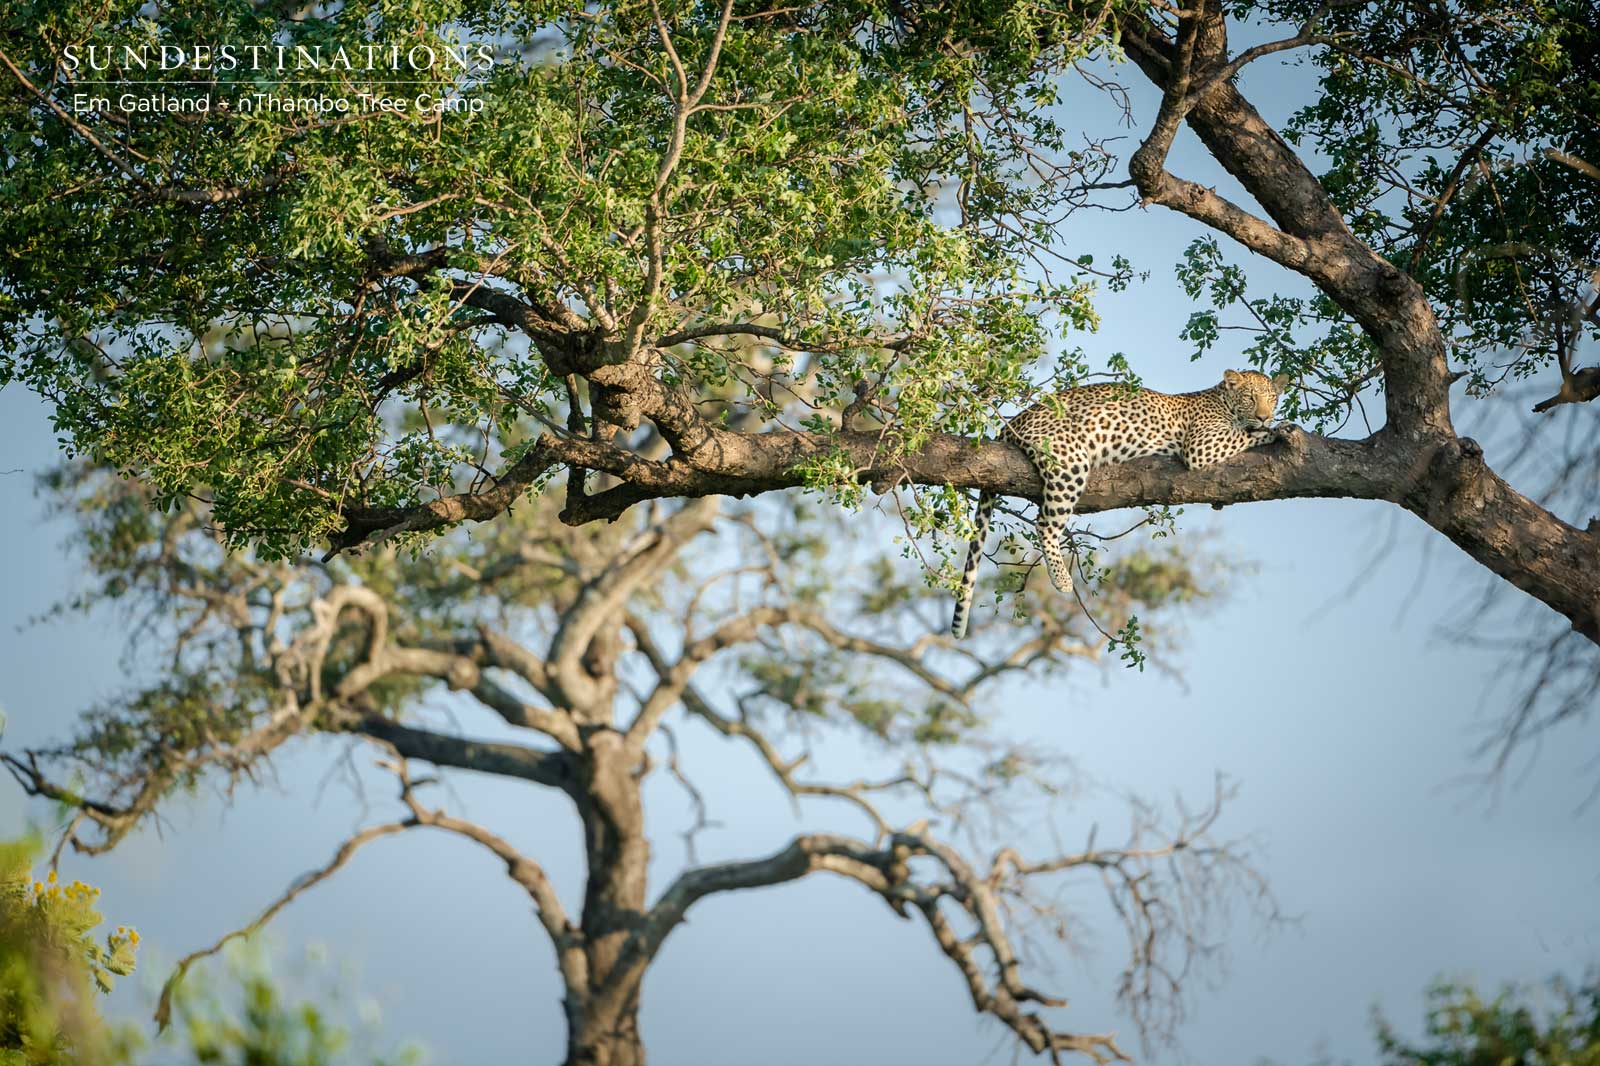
<box><xmin>949</xmin><ymin>369</ymin><xmax>1291</xmax><ymax>639</ymax></box>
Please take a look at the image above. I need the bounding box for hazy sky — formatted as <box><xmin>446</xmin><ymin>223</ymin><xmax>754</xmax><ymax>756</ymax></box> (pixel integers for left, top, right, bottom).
<box><xmin>3</xmin><ymin>45</ymin><xmax>1598</xmax><ymax>1066</ymax></box>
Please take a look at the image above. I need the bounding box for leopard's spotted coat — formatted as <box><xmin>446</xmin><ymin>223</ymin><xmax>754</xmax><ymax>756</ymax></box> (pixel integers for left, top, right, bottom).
<box><xmin>950</xmin><ymin>369</ymin><xmax>1289</xmax><ymax>639</ymax></box>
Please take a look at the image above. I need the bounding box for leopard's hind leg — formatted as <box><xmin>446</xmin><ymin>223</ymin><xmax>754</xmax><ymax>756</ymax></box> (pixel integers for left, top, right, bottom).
<box><xmin>1032</xmin><ymin>451</ymin><xmax>1089</xmax><ymax>595</ymax></box>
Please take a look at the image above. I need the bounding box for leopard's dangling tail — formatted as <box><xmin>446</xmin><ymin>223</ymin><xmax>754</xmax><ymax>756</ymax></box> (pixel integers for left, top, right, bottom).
<box><xmin>950</xmin><ymin>491</ymin><xmax>997</xmax><ymax>640</ymax></box>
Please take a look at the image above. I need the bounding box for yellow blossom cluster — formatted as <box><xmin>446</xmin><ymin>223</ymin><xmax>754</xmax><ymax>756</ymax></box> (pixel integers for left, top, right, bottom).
<box><xmin>28</xmin><ymin>866</ymin><xmax>103</xmax><ymax>906</ymax></box>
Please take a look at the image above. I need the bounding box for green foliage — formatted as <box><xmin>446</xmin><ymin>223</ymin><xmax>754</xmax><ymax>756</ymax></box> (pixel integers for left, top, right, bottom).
<box><xmin>164</xmin><ymin>943</ymin><xmax>424</xmax><ymax>1066</ymax></box>
<box><xmin>1</xmin><ymin>831</ymin><xmax>420</xmax><ymax>1066</ymax></box>
<box><xmin>1176</xmin><ymin>237</ymin><xmax>1379</xmax><ymax>430</ymax></box>
<box><xmin>1374</xmin><ymin>974</ymin><xmax>1600</xmax><ymax>1066</ymax></box>
<box><xmin>1263</xmin><ymin>0</ymin><xmax>1600</xmax><ymax>394</ymax></box>
<box><xmin>793</xmin><ymin>447</ymin><xmax>868</xmax><ymax>509</ymax></box>
<box><xmin>0</xmin><ymin>836</ymin><xmax>139</xmax><ymax>1066</ymax></box>
<box><xmin>0</xmin><ymin>0</ymin><xmax>1131</xmax><ymax>557</ymax></box>
<box><xmin>0</xmin><ymin>0</ymin><xmax>1592</xmax><ymax>569</ymax></box>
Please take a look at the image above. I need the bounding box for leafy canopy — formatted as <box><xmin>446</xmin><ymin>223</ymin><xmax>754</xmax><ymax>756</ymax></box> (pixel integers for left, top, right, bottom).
<box><xmin>1</xmin><ymin>0</ymin><xmax>1595</xmax><ymax>561</ymax></box>
<box><xmin>0</xmin><ymin>0</ymin><xmax>1125</xmax><ymax>556</ymax></box>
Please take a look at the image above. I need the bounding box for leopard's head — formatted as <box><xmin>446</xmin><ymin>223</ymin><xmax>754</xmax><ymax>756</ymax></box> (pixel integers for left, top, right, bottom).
<box><xmin>1221</xmin><ymin>369</ymin><xmax>1289</xmax><ymax>428</ymax></box>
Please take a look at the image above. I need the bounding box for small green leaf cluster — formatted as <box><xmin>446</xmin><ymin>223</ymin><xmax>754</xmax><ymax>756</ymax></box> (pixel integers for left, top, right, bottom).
<box><xmin>167</xmin><ymin>942</ymin><xmax>424</xmax><ymax>1066</ymax></box>
<box><xmin>1177</xmin><ymin>237</ymin><xmax>1378</xmax><ymax>429</ymax></box>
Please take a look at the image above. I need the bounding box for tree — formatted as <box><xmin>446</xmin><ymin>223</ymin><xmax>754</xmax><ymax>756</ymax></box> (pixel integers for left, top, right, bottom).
<box><xmin>0</xmin><ymin>0</ymin><xmax>1594</xmax><ymax>658</ymax></box>
<box><xmin>1373</xmin><ymin>974</ymin><xmax>1600</xmax><ymax>1066</ymax></box>
<box><xmin>5</xmin><ymin>467</ymin><xmax>1271</xmax><ymax>1065</ymax></box>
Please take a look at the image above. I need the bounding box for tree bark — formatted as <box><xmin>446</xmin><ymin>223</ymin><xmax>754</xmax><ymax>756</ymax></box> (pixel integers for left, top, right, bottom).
<box><xmin>567</xmin><ymin>712</ymin><xmax>651</xmax><ymax>1065</ymax></box>
<box><xmin>567</xmin><ymin>1012</ymin><xmax>645</xmax><ymax>1066</ymax></box>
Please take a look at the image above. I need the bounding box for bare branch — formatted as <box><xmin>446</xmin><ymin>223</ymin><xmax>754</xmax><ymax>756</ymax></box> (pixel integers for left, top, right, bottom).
<box><xmin>153</xmin><ymin>819</ymin><xmax>413</xmax><ymax>1031</ymax></box>
<box><xmin>623</xmin><ymin>605</ymin><xmax>787</xmax><ymax>749</ymax></box>
<box><xmin>383</xmin><ymin>755</ymin><xmax>588</xmax><ymax>996</ymax></box>
<box><xmin>548</xmin><ymin>498</ymin><xmax>718</xmax><ymax>710</ymax></box>
<box><xmin>605</xmin><ymin>828</ymin><xmax>1141</xmax><ymax>1064</ymax></box>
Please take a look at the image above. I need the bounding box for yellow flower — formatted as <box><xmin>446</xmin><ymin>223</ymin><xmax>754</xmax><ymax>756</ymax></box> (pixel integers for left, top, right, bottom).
<box><xmin>46</xmin><ymin>870</ymin><xmax>57</xmax><ymax>884</ymax></box>
<box><xmin>32</xmin><ymin>881</ymin><xmax>44</xmax><ymax>895</ymax></box>
<box><xmin>129</xmin><ymin>930</ymin><xmax>140</xmax><ymax>945</ymax></box>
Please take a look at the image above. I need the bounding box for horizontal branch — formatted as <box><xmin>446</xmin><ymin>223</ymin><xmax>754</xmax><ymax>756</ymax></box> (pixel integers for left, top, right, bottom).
<box><xmin>656</xmin><ymin>321</ymin><xmax>812</xmax><ymax>348</ymax></box>
<box><xmin>332</xmin><ymin>415</ymin><xmax>1600</xmax><ymax>644</ymax></box>
<box><xmin>348</xmin><ymin>716</ymin><xmax>576</xmax><ymax>793</ymax></box>
<box><xmin>336</xmin><ymin>423</ymin><xmax>1394</xmax><ymax>537</ymax></box>
<box><xmin>326</xmin><ymin>442</ymin><xmax>561</xmax><ymax>557</ymax></box>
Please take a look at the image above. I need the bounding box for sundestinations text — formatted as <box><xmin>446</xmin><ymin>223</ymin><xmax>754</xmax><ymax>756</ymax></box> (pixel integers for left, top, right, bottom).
<box><xmin>61</xmin><ymin>43</ymin><xmax>495</xmax><ymax>75</ymax></box>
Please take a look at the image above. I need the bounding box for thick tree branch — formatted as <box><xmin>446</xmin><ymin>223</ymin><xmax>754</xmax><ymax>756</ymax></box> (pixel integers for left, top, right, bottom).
<box><xmin>1101</xmin><ymin>9</ymin><xmax>1600</xmax><ymax>642</ymax></box>
<box><xmin>346</xmin><ymin>715</ymin><xmax>576</xmax><ymax>792</ymax></box>
<box><xmin>1123</xmin><ymin>12</ymin><xmax>1456</xmax><ymax>438</ymax></box>
<box><xmin>1530</xmin><ymin>366</ymin><xmax>1600</xmax><ymax>413</ymax></box>
<box><xmin>548</xmin><ymin>497</ymin><xmax>719</xmax><ymax>710</ymax></box>
<box><xmin>322</xmin><ymin>410</ymin><xmax>1600</xmax><ymax>645</ymax></box>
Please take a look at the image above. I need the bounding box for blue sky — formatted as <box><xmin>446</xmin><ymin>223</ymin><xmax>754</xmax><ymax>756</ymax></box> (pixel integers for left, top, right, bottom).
<box><xmin>3</xmin><ymin>45</ymin><xmax>1599</xmax><ymax>1066</ymax></box>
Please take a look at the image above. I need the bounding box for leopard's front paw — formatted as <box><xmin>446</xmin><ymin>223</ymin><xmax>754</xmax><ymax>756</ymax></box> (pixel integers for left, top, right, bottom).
<box><xmin>1270</xmin><ymin>422</ymin><xmax>1309</xmax><ymax>454</ymax></box>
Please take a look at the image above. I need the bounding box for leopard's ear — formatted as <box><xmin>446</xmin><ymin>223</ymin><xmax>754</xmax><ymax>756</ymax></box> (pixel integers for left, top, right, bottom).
<box><xmin>1272</xmin><ymin>373</ymin><xmax>1290</xmax><ymax>390</ymax></box>
<box><xmin>1223</xmin><ymin>369</ymin><xmax>1242</xmax><ymax>384</ymax></box>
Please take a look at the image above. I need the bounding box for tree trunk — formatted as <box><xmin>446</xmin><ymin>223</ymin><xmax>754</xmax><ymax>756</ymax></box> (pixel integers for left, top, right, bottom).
<box><xmin>566</xmin><ymin>1012</ymin><xmax>645</xmax><ymax>1066</ymax></box>
<box><xmin>567</xmin><ymin>725</ymin><xmax>651</xmax><ymax>1066</ymax></box>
